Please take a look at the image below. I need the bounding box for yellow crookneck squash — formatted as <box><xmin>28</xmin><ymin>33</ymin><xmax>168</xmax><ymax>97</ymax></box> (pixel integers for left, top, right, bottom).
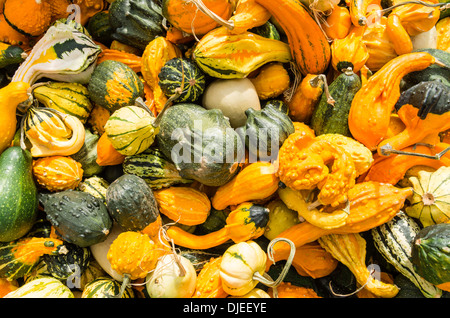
<box><xmin>331</xmin><ymin>25</ymin><xmax>369</xmax><ymax>73</ymax></box>
<box><xmin>0</xmin><ymin>81</ymin><xmax>30</xmax><ymax>155</ymax></box>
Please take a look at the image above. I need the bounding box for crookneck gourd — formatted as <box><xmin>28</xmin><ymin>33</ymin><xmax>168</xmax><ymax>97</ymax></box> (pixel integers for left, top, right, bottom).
<box><xmin>377</xmin><ymin>81</ymin><xmax>450</xmax><ymax>157</ymax></box>
<box><xmin>348</xmin><ymin>52</ymin><xmax>441</xmax><ymax>150</ymax></box>
<box><xmin>166</xmin><ymin>202</ymin><xmax>270</xmax><ymax>250</ymax></box>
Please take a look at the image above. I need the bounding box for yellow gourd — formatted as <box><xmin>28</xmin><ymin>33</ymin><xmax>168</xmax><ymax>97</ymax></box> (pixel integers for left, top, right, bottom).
<box><xmin>0</xmin><ymin>81</ymin><xmax>30</xmax><ymax>155</ymax></box>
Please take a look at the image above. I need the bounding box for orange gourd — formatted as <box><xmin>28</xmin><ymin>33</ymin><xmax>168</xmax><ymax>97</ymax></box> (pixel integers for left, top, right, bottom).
<box><xmin>3</xmin><ymin>0</ymin><xmax>52</xmax><ymax>37</ymax></box>
<box><xmin>249</xmin><ymin>62</ymin><xmax>290</xmax><ymax>100</ymax></box>
<box><xmin>269</xmin><ymin>282</ymin><xmax>321</xmax><ymax>298</ymax></box>
<box><xmin>323</xmin><ymin>5</ymin><xmax>352</xmax><ymax>40</ymax></box>
<box><xmin>154</xmin><ymin>187</ymin><xmax>211</xmax><ymax>226</ymax></box>
<box><xmin>391</xmin><ymin>0</ymin><xmax>440</xmax><ymax>36</ymax></box>
<box><xmin>87</xmin><ymin>104</ymin><xmax>110</xmax><ymax>136</ymax></box>
<box><xmin>193</xmin><ymin>257</ymin><xmax>228</xmax><ymax>298</ymax></box>
<box><xmin>385</xmin><ymin>14</ymin><xmax>413</xmax><ymax>56</ymax></box>
<box><xmin>97</xmin><ymin>49</ymin><xmax>142</xmax><ymax>74</ymax></box>
<box><xmin>331</xmin><ymin>25</ymin><xmax>369</xmax><ymax>73</ymax></box>
<box><xmin>32</xmin><ymin>156</ymin><xmax>84</xmax><ymax>192</ymax></box>
<box><xmin>96</xmin><ymin>133</ymin><xmax>126</xmax><ymax>166</ymax></box>
<box><xmin>348</xmin><ymin>52</ymin><xmax>438</xmax><ymax>150</ymax></box>
<box><xmin>212</xmin><ymin>161</ymin><xmax>279</xmax><ymax>211</ymax></box>
<box><xmin>0</xmin><ymin>13</ymin><xmax>30</xmax><ymax>47</ymax></box>
<box><xmin>271</xmin><ymin>181</ymin><xmax>413</xmax><ymax>256</ymax></box>
<box><xmin>228</xmin><ymin>0</ymin><xmax>271</xmax><ymax>34</ymax></box>
<box><xmin>287</xmin><ymin>74</ymin><xmax>324</xmax><ymax>124</ymax></box>
<box><xmin>162</xmin><ymin>0</ymin><xmax>234</xmax><ymax>36</ymax></box>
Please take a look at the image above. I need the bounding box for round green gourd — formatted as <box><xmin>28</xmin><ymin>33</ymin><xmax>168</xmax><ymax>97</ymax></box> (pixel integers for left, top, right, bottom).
<box><xmin>158</xmin><ymin>57</ymin><xmax>206</xmax><ymax>103</ymax></box>
<box><xmin>0</xmin><ymin>147</ymin><xmax>38</xmax><ymax>242</ymax></box>
<box><xmin>86</xmin><ymin>11</ymin><xmax>114</xmax><ymax>47</ymax></box>
<box><xmin>105</xmin><ymin>174</ymin><xmax>159</xmax><ymax>231</ymax></box>
<box><xmin>109</xmin><ymin>0</ymin><xmax>165</xmax><ymax>51</ymax></box>
<box><xmin>82</xmin><ymin>277</ymin><xmax>134</xmax><ymax>298</ymax></box>
<box><xmin>43</xmin><ymin>243</ymin><xmax>91</xmax><ymax>280</ymax></box>
<box><xmin>39</xmin><ymin>190</ymin><xmax>113</xmax><ymax>247</ymax></box>
<box><xmin>412</xmin><ymin>223</ymin><xmax>450</xmax><ymax>287</ymax></box>
<box><xmin>156</xmin><ymin>103</ymin><xmax>245</xmax><ymax>187</ymax></box>
<box><xmin>87</xmin><ymin>60</ymin><xmax>144</xmax><ymax>112</ymax></box>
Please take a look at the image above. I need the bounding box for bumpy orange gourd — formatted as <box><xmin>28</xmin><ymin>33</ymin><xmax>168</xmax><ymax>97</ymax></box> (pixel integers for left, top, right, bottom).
<box><xmin>269</xmin><ymin>282</ymin><xmax>321</xmax><ymax>298</ymax></box>
<box><xmin>436</xmin><ymin>17</ymin><xmax>450</xmax><ymax>52</ymax></box>
<box><xmin>193</xmin><ymin>257</ymin><xmax>228</xmax><ymax>298</ymax></box>
<box><xmin>276</xmin><ymin>132</ymin><xmax>357</xmax><ymax>207</ymax></box>
<box><xmin>318</xmin><ymin>233</ymin><xmax>400</xmax><ymax>298</ymax></box>
<box><xmin>154</xmin><ymin>187</ymin><xmax>211</xmax><ymax>226</ymax></box>
<box><xmin>0</xmin><ymin>81</ymin><xmax>30</xmax><ymax>155</ymax></box>
<box><xmin>212</xmin><ymin>161</ymin><xmax>279</xmax><ymax>210</ymax></box>
<box><xmin>271</xmin><ymin>181</ymin><xmax>413</xmax><ymax>256</ymax></box>
<box><xmin>348</xmin><ymin>52</ymin><xmax>437</xmax><ymax>150</ymax></box>
<box><xmin>32</xmin><ymin>156</ymin><xmax>84</xmax><ymax>192</ymax></box>
<box><xmin>391</xmin><ymin>0</ymin><xmax>440</xmax><ymax>36</ymax></box>
<box><xmin>3</xmin><ymin>0</ymin><xmax>52</xmax><ymax>37</ymax></box>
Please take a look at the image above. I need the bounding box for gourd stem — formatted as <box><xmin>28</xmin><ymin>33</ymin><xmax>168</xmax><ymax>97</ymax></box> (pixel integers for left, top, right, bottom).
<box><xmin>117</xmin><ymin>274</ymin><xmax>131</xmax><ymax>298</ymax></box>
<box><xmin>186</xmin><ymin>0</ymin><xmax>235</xmax><ymax>30</ymax></box>
<box><xmin>310</xmin><ymin>74</ymin><xmax>335</xmax><ymax>106</ymax></box>
<box><xmin>379</xmin><ymin>143</ymin><xmax>450</xmax><ymax>159</ymax></box>
<box><xmin>152</xmin><ymin>90</ymin><xmax>181</xmax><ymax>127</ymax></box>
<box><xmin>252</xmin><ymin>238</ymin><xmax>296</xmax><ymax>289</ymax></box>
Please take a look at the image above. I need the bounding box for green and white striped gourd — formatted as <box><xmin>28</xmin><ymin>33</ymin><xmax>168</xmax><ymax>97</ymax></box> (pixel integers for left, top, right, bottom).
<box><xmin>11</xmin><ymin>20</ymin><xmax>101</xmax><ymax>86</ymax></box>
<box><xmin>4</xmin><ymin>276</ymin><xmax>74</xmax><ymax>298</ymax></box>
<box><xmin>77</xmin><ymin>176</ymin><xmax>110</xmax><ymax>204</ymax></box>
<box><xmin>81</xmin><ymin>277</ymin><xmax>134</xmax><ymax>298</ymax></box>
<box><xmin>371</xmin><ymin>212</ymin><xmax>443</xmax><ymax>298</ymax></box>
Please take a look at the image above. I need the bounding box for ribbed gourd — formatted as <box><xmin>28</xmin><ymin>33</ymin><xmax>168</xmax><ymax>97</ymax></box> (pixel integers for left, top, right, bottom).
<box><xmin>405</xmin><ymin>166</ymin><xmax>450</xmax><ymax>227</ymax></box>
<box><xmin>122</xmin><ymin>148</ymin><xmax>192</xmax><ymax>189</ymax></box>
<box><xmin>33</xmin><ymin>82</ymin><xmax>93</xmax><ymax>124</ymax></box>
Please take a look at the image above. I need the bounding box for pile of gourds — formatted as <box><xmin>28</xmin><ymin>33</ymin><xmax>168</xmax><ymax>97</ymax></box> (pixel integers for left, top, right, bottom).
<box><xmin>0</xmin><ymin>0</ymin><xmax>449</xmax><ymax>299</ymax></box>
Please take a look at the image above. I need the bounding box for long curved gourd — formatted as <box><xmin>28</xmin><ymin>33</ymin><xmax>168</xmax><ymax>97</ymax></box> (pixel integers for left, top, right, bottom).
<box><xmin>348</xmin><ymin>52</ymin><xmax>439</xmax><ymax>150</ymax></box>
<box><xmin>166</xmin><ymin>203</ymin><xmax>269</xmax><ymax>249</ymax></box>
<box><xmin>0</xmin><ymin>81</ymin><xmax>30</xmax><ymax>155</ymax></box>
<box><xmin>269</xmin><ymin>181</ymin><xmax>413</xmax><ymax>258</ymax></box>
<box><xmin>254</xmin><ymin>0</ymin><xmax>331</xmax><ymax>75</ymax></box>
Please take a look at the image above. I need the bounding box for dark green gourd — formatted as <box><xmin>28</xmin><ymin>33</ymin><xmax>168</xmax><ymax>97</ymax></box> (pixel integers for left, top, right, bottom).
<box><xmin>44</xmin><ymin>243</ymin><xmax>91</xmax><ymax>280</ymax></box>
<box><xmin>0</xmin><ymin>147</ymin><xmax>38</xmax><ymax>242</ymax></box>
<box><xmin>310</xmin><ymin>68</ymin><xmax>361</xmax><ymax>137</ymax></box>
<box><xmin>39</xmin><ymin>190</ymin><xmax>113</xmax><ymax>247</ymax></box>
<box><xmin>236</xmin><ymin>99</ymin><xmax>294</xmax><ymax>161</ymax></box>
<box><xmin>105</xmin><ymin>174</ymin><xmax>159</xmax><ymax>231</ymax></box>
<box><xmin>108</xmin><ymin>0</ymin><xmax>166</xmax><ymax>51</ymax></box>
<box><xmin>156</xmin><ymin>103</ymin><xmax>245</xmax><ymax>187</ymax></box>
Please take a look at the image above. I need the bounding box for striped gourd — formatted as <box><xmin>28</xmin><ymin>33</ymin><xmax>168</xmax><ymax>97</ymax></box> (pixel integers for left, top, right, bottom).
<box><xmin>33</xmin><ymin>82</ymin><xmax>93</xmax><ymax>124</ymax></box>
<box><xmin>371</xmin><ymin>212</ymin><xmax>443</xmax><ymax>298</ymax></box>
<box><xmin>4</xmin><ymin>277</ymin><xmax>74</xmax><ymax>298</ymax></box>
<box><xmin>81</xmin><ymin>277</ymin><xmax>134</xmax><ymax>298</ymax></box>
<box><xmin>254</xmin><ymin>0</ymin><xmax>331</xmax><ymax>76</ymax></box>
<box><xmin>77</xmin><ymin>176</ymin><xmax>110</xmax><ymax>204</ymax></box>
<box><xmin>158</xmin><ymin>57</ymin><xmax>206</xmax><ymax>103</ymax></box>
<box><xmin>122</xmin><ymin>148</ymin><xmax>192</xmax><ymax>189</ymax></box>
<box><xmin>192</xmin><ymin>26</ymin><xmax>292</xmax><ymax>79</ymax></box>
<box><xmin>11</xmin><ymin>20</ymin><xmax>101</xmax><ymax>86</ymax></box>
<box><xmin>104</xmin><ymin>105</ymin><xmax>157</xmax><ymax>156</ymax></box>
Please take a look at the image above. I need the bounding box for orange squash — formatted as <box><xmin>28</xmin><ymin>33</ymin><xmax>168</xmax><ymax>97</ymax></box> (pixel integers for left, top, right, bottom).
<box><xmin>268</xmin><ymin>282</ymin><xmax>321</xmax><ymax>298</ymax></box>
<box><xmin>193</xmin><ymin>257</ymin><xmax>228</xmax><ymax>298</ymax></box>
<box><xmin>96</xmin><ymin>133</ymin><xmax>126</xmax><ymax>166</ymax></box>
<box><xmin>32</xmin><ymin>156</ymin><xmax>84</xmax><ymax>192</ymax></box>
<box><xmin>287</xmin><ymin>74</ymin><xmax>324</xmax><ymax>123</ymax></box>
<box><xmin>228</xmin><ymin>0</ymin><xmax>271</xmax><ymax>34</ymax></box>
<box><xmin>97</xmin><ymin>49</ymin><xmax>142</xmax><ymax>74</ymax></box>
<box><xmin>162</xmin><ymin>0</ymin><xmax>234</xmax><ymax>36</ymax></box>
<box><xmin>153</xmin><ymin>187</ymin><xmax>211</xmax><ymax>226</ymax></box>
<box><xmin>385</xmin><ymin>14</ymin><xmax>413</xmax><ymax>56</ymax></box>
<box><xmin>3</xmin><ymin>0</ymin><xmax>52</xmax><ymax>37</ymax></box>
<box><xmin>348</xmin><ymin>52</ymin><xmax>438</xmax><ymax>150</ymax></box>
<box><xmin>323</xmin><ymin>5</ymin><xmax>352</xmax><ymax>40</ymax></box>
<box><xmin>331</xmin><ymin>25</ymin><xmax>369</xmax><ymax>73</ymax></box>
